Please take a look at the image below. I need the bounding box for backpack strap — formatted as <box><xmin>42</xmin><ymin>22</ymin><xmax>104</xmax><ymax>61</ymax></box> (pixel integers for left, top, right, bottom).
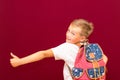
<box><xmin>67</xmin><ymin>47</ymin><xmax>84</xmax><ymax>79</ymax></box>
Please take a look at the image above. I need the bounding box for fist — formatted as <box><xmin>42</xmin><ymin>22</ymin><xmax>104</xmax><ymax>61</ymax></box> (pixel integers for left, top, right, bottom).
<box><xmin>10</xmin><ymin>52</ymin><xmax>21</xmax><ymax>67</ymax></box>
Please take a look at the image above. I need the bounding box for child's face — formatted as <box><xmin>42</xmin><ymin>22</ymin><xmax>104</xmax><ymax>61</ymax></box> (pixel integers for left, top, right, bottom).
<box><xmin>66</xmin><ymin>25</ymin><xmax>85</xmax><ymax>45</ymax></box>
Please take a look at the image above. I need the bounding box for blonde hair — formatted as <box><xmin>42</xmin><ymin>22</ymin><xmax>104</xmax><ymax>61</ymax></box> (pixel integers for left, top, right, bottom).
<box><xmin>70</xmin><ymin>19</ymin><xmax>94</xmax><ymax>38</ymax></box>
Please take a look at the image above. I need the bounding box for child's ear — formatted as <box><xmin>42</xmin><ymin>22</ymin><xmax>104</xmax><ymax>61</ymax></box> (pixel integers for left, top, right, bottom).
<box><xmin>80</xmin><ymin>36</ymin><xmax>86</xmax><ymax>41</ymax></box>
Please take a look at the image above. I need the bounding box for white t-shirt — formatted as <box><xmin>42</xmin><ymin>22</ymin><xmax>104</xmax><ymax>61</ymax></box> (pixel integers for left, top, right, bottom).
<box><xmin>51</xmin><ymin>42</ymin><xmax>79</xmax><ymax>80</ymax></box>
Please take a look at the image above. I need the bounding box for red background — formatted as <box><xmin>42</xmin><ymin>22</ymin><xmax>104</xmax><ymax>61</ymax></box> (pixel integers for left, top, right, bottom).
<box><xmin>0</xmin><ymin>0</ymin><xmax>120</xmax><ymax>80</ymax></box>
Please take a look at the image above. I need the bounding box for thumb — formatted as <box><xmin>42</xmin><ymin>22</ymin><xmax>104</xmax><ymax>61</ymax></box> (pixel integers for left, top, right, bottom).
<box><xmin>10</xmin><ymin>52</ymin><xmax>19</xmax><ymax>58</ymax></box>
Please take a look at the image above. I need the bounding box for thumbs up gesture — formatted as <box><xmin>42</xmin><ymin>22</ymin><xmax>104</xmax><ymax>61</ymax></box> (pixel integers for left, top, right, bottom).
<box><xmin>10</xmin><ymin>52</ymin><xmax>21</xmax><ymax>67</ymax></box>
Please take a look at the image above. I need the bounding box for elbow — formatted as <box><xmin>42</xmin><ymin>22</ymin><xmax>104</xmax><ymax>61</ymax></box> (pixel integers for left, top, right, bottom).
<box><xmin>42</xmin><ymin>49</ymin><xmax>54</xmax><ymax>58</ymax></box>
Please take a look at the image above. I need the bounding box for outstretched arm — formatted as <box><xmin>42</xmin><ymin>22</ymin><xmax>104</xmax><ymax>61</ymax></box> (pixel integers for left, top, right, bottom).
<box><xmin>10</xmin><ymin>49</ymin><xmax>54</xmax><ymax>67</ymax></box>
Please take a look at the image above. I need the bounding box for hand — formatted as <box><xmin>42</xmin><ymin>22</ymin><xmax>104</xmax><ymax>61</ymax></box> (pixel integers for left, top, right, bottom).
<box><xmin>10</xmin><ymin>52</ymin><xmax>21</xmax><ymax>67</ymax></box>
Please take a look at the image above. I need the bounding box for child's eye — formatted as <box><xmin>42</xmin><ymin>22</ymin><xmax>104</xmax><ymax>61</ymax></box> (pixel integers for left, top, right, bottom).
<box><xmin>71</xmin><ymin>32</ymin><xmax>75</xmax><ymax>35</ymax></box>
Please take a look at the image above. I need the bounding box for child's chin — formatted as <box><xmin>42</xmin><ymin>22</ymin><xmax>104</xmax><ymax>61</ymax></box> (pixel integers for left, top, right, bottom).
<box><xmin>66</xmin><ymin>41</ymin><xmax>72</xmax><ymax>43</ymax></box>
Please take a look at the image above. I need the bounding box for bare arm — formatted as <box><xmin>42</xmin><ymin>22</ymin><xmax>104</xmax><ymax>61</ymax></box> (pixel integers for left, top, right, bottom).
<box><xmin>10</xmin><ymin>49</ymin><xmax>54</xmax><ymax>67</ymax></box>
<box><xmin>103</xmin><ymin>53</ymin><xmax>108</xmax><ymax>64</ymax></box>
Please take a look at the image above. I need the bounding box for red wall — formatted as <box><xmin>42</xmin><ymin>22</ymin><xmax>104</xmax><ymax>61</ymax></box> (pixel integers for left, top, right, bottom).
<box><xmin>1</xmin><ymin>0</ymin><xmax>120</xmax><ymax>80</ymax></box>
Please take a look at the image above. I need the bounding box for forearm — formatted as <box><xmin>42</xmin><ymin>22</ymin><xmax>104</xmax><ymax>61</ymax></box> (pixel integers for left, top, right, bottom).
<box><xmin>19</xmin><ymin>51</ymin><xmax>45</xmax><ymax>65</ymax></box>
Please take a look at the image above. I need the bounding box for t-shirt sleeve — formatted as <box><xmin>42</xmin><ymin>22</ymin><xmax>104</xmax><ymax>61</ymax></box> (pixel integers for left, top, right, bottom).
<box><xmin>51</xmin><ymin>43</ymin><xmax>68</xmax><ymax>60</ymax></box>
<box><xmin>51</xmin><ymin>43</ymin><xmax>79</xmax><ymax>61</ymax></box>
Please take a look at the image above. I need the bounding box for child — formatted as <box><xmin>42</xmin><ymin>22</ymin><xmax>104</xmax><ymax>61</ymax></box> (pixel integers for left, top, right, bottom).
<box><xmin>10</xmin><ymin>19</ymin><xmax>108</xmax><ymax>80</ymax></box>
